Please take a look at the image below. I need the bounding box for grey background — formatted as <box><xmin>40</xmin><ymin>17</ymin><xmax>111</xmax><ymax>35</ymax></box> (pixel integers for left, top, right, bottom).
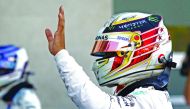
<box><xmin>0</xmin><ymin>0</ymin><xmax>112</xmax><ymax>108</ymax></box>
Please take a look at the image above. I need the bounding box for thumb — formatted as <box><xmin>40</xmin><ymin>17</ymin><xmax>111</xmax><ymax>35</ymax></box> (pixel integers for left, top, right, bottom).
<box><xmin>45</xmin><ymin>28</ymin><xmax>53</xmax><ymax>43</ymax></box>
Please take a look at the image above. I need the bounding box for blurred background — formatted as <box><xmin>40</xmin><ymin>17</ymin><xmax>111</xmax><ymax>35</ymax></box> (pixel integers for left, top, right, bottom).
<box><xmin>0</xmin><ymin>0</ymin><xmax>189</xmax><ymax>109</ymax></box>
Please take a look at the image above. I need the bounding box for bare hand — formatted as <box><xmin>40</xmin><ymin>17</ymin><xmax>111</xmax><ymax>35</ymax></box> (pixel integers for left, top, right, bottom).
<box><xmin>45</xmin><ymin>6</ymin><xmax>65</xmax><ymax>56</ymax></box>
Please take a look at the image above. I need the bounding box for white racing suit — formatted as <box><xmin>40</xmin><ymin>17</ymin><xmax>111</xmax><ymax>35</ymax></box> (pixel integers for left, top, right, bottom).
<box><xmin>55</xmin><ymin>49</ymin><xmax>173</xmax><ymax>109</ymax></box>
<box><xmin>0</xmin><ymin>80</ymin><xmax>41</xmax><ymax>109</ymax></box>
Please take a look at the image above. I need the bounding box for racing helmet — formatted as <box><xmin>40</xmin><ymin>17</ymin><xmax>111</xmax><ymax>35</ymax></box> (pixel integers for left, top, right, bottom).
<box><xmin>91</xmin><ymin>12</ymin><xmax>172</xmax><ymax>87</ymax></box>
<box><xmin>0</xmin><ymin>45</ymin><xmax>28</xmax><ymax>87</ymax></box>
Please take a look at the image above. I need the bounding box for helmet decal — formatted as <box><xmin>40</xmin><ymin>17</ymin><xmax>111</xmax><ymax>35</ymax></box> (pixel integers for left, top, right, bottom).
<box><xmin>103</xmin><ymin>15</ymin><xmax>162</xmax><ymax>33</ymax></box>
<box><xmin>91</xmin><ymin>13</ymin><xmax>172</xmax><ymax>87</ymax></box>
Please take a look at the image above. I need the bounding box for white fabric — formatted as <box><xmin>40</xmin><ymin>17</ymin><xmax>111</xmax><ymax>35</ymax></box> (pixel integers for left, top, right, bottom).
<box><xmin>0</xmin><ymin>81</ymin><xmax>41</xmax><ymax>109</ymax></box>
<box><xmin>9</xmin><ymin>88</ymin><xmax>41</xmax><ymax>109</ymax></box>
<box><xmin>55</xmin><ymin>49</ymin><xmax>173</xmax><ymax>109</ymax></box>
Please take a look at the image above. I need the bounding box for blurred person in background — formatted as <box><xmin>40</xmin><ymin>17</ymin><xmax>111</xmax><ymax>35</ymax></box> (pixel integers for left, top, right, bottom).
<box><xmin>181</xmin><ymin>44</ymin><xmax>190</xmax><ymax>105</ymax></box>
<box><xmin>45</xmin><ymin>6</ymin><xmax>176</xmax><ymax>109</ymax></box>
<box><xmin>0</xmin><ymin>45</ymin><xmax>41</xmax><ymax>109</ymax></box>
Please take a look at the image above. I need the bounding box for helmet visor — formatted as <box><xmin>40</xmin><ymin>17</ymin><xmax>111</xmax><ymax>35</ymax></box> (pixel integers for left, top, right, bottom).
<box><xmin>0</xmin><ymin>58</ymin><xmax>16</xmax><ymax>76</ymax></box>
<box><xmin>91</xmin><ymin>40</ymin><xmax>119</xmax><ymax>56</ymax></box>
<box><xmin>0</xmin><ymin>68</ymin><xmax>14</xmax><ymax>76</ymax></box>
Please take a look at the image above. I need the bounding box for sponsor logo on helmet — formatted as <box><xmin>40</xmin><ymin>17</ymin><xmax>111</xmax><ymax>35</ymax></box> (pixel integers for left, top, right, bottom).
<box><xmin>95</xmin><ymin>35</ymin><xmax>108</xmax><ymax>40</ymax></box>
<box><xmin>118</xmin><ymin>19</ymin><xmax>147</xmax><ymax>30</ymax></box>
<box><xmin>148</xmin><ymin>16</ymin><xmax>160</xmax><ymax>22</ymax></box>
<box><xmin>117</xmin><ymin>36</ymin><xmax>129</xmax><ymax>41</ymax></box>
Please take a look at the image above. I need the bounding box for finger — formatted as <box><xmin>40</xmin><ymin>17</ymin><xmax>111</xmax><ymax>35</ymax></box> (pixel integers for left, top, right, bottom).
<box><xmin>57</xmin><ymin>6</ymin><xmax>65</xmax><ymax>32</ymax></box>
<box><xmin>45</xmin><ymin>28</ymin><xmax>53</xmax><ymax>43</ymax></box>
<box><xmin>59</xmin><ymin>5</ymin><xmax>64</xmax><ymax>16</ymax></box>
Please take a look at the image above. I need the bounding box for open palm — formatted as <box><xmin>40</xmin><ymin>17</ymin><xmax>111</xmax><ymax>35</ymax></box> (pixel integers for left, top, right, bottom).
<box><xmin>45</xmin><ymin>6</ymin><xmax>65</xmax><ymax>56</ymax></box>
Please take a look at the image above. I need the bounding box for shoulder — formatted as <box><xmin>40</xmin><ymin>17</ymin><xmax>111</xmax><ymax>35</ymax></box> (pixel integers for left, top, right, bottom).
<box><xmin>129</xmin><ymin>87</ymin><xmax>169</xmax><ymax>100</ymax></box>
<box><xmin>13</xmin><ymin>88</ymin><xmax>39</xmax><ymax>102</ymax></box>
<box><xmin>110</xmin><ymin>87</ymin><xmax>172</xmax><ymax>109</ymax></box>
<box><xmin>13</xmin><ymin>88</ymin><xmax>41</xmax><ymax>109</ymax></box>
<box><xmin>128</xmin><ymin>87</ymin><xmax>172</xmax><ymax>108</ymax></box>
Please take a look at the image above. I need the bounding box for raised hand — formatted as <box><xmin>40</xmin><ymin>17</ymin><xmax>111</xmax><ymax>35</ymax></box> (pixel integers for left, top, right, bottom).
<box><xmin>45</xmin><ymin>6</ymin><xmax>65</xmax><ymax>56</ymax></box>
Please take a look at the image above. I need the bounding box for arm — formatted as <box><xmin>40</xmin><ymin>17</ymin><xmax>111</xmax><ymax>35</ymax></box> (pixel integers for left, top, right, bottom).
<box><xmin>55</xmin><ymin>49</ymin><xmax>111</xmax><ymax>109</ymax></box>
<box><xmin>45</xmin><ymin>6</ymin><xmax>111</xmax><ymax>109</ymax></box>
